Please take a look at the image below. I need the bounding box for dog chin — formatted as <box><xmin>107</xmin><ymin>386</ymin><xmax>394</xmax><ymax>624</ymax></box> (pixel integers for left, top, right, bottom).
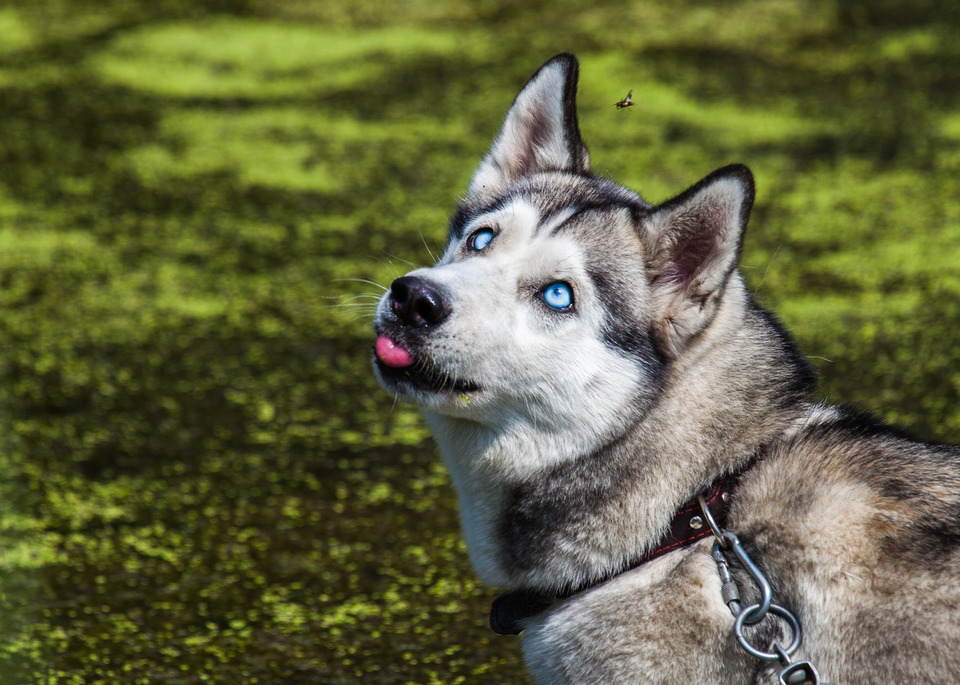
<box><xmin>373</xmin><ymin>357</ymin><xmax>481</xmax><ymax>406</ymax></box>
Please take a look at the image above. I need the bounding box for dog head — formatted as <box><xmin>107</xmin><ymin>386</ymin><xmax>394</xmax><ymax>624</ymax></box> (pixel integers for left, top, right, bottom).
<box><xmin>373</xmin><ymin>54</ymin><xmax>754</xmax><ymax>464</ymax></box>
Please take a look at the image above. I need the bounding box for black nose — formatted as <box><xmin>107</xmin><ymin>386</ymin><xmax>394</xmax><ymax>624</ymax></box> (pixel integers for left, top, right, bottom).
<box><xmin>390</xmin><ymin>276</ymin><xmax>451</xmax><ymax>327</ymax></box>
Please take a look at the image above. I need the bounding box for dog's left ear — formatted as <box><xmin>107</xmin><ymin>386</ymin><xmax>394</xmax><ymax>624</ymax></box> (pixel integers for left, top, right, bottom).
<box><xmin>642</xmin><ymin>164</ymin><xmax>755</xmax><ymax>358</ymax></box>
<box><xmin>467</xmin><ymin>53</ymin><xmax>590</xmax><ymax>201</ymax></box>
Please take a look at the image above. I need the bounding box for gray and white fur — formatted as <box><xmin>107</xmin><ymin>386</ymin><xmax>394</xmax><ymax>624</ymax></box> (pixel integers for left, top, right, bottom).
<box><xmin>372</xmin><ymin>53</ymin><xmax>960</xmax><ymax>683</ymax></box>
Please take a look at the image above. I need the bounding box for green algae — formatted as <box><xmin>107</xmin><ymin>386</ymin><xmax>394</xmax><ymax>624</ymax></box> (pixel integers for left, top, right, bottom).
<box><xmin>0</xmin><ymin>0</ymin><xmax>958</xmax><ymax>682</ymax></box>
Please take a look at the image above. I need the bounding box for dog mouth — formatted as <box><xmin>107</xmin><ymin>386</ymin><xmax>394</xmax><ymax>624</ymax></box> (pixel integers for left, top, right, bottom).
<box><xmin>374</xmin><ymin>334</ymin><xmax>480</xmax><ymax>396</ymax></box>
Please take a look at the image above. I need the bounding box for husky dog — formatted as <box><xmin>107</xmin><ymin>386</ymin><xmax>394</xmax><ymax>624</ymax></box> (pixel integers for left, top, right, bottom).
<box><xmin>372</xmin><ymin>53</ymin><xmax>960</xmax><ymax>683</ymax></box>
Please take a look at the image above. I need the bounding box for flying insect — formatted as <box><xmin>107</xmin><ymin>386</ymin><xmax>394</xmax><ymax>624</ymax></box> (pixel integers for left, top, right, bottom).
<box><xmin>614</xmin><ymin>90</ymin><xmax>634</xmax><ymax>109</ymax></box>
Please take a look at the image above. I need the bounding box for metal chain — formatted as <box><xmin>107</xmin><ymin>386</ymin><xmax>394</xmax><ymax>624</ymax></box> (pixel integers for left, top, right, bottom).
<box><xmin>699</xmin><ymin>496</ymin><xmax>834</xmax><ymax>685</ymax></box>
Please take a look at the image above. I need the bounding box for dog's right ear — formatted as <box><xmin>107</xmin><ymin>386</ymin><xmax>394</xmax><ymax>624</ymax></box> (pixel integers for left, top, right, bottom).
<box><xmin>467</xmin><ymin>53</ymin><xmax>590</xmax><ymax>201</ymax></box>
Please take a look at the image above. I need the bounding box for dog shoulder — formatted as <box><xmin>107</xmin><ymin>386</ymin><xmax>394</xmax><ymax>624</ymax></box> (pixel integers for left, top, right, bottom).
<box><xmin>737</xmin><ymin>406</ymin><xmax>960</xmax><ymax>567</ymax></box>
<box><xmin>731</xmin><ymin>406</ymin><xmax>960</xmax><ymax>679</ymax></box>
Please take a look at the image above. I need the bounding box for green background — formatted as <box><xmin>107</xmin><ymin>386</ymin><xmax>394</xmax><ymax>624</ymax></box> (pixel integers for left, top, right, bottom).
<box><xmin>0</xmin><ymin>0</ymin><xmax>959</xmax><ymax>682</ymax></box>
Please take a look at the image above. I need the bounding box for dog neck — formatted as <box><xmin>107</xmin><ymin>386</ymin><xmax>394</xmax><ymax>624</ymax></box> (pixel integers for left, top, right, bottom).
<box><xmin>488</xmin><ymin>452</ymin><xmax>761</xmax><ymax>634</ymax></box>
<box><xmin>427</xmin><ymin>281</ymin><xmax>815</xmax><ymax>593</ymax></box>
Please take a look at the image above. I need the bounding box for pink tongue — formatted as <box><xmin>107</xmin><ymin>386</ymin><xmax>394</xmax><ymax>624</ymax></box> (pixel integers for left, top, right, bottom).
<box><xmin>376</xmin><ymin>335</ymin><xmax>415</xmax><ymax>368</ymax></box>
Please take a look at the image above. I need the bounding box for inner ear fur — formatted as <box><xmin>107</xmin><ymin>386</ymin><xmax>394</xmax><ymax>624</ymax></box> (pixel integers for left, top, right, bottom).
<box><xmin>642</xmin><ymin>164</ymin><xmax>755</xmax><ymax>358</ymax></box>
<box><xmin>467</xmin><ymin>53</ymin><xmax>590</xmax><ymax>201</ymax></box>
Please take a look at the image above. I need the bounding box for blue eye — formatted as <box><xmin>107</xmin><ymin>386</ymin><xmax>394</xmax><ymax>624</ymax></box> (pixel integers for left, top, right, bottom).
<box><xmin>470</xmin><ymin>229</ymin><xmax>494</xmax><ymax>251</ymax></box>
<box><xmin>543</xmin><ymin>282</ymin><xmax>573</xmax><ymax>310</ymax></box>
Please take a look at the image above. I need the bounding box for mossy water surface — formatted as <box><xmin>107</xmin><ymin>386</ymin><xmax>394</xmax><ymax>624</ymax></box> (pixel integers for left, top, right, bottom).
<box><xmin>0</xmin><ymin>1</ymin><xmax>959</xmax><ymax>682</ymax></box>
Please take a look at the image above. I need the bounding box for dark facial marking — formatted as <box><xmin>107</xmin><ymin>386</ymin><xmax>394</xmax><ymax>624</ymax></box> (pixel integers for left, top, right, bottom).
<box><xmin>587</xmin><ymin>266</ymin><xmax>668</xmax><ymax>379</ymax></box>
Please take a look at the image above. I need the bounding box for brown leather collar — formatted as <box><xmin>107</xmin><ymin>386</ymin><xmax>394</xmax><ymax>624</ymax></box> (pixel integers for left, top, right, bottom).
<box><xmin>489</xmin><ymin>453</ymin><xmax>761</xmax><ymax>635</ymax></box>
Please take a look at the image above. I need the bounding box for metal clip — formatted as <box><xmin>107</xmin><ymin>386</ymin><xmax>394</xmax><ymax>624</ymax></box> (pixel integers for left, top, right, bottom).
<box><xmin>720</xmin><ymin>532</ymin><xmax>772</xmax><ymax>625</ymax></box>
<box><xmin>700</xmin><ymin>494</ymin><xmax>770</xmax><ymax>624</ymax></box>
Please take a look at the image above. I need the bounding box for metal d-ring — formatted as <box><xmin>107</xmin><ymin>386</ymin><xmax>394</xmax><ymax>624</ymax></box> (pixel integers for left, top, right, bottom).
<box><xmin>733</xmin><ymin>603</ymin><xmax>802</xmax><ymax>662</ymax></box>
<box><xmin>697</xmin><ymin>494</ymin><xmax>727</xmax><ymax>547</ymax></box>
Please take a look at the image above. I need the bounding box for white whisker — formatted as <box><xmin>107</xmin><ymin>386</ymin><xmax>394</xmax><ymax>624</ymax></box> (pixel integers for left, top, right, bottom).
<box><xmin>385</xmin><ymin>253</ymin><xmax>422</xmax><ymax>271</ymax></box>
<box><xmin>753</xmin><ymin>244</ymin><xmax>782</xmax><ymax>296</ymax></box>
<box><xmin>338</xmin><ymin>294</ymin><xmax>383</xmax><ymax>303</ymax></box>
<box><xmin>335</xmin><ymin>277</ymin><xmax>389</xmax><ymax>292</ymax></box>
<box><xmin>419</xmin><ymin>229</ymin><xmax>439</xmax><ymax>263</ymax></box>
